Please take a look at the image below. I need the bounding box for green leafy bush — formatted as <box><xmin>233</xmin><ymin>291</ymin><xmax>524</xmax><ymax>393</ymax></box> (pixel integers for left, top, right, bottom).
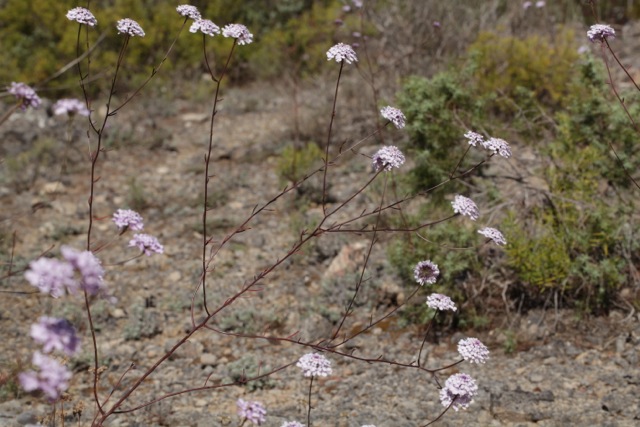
<box><xmin>397</xmin><ymin>72</ymin><xmax>485</xmax><ymax>193</ymax></box>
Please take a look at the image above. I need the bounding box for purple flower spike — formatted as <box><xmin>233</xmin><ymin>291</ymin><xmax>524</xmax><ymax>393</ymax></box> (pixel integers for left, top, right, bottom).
<box><xmin>296</xmin><ymin>353</ymin><xmax>332</xmax><ymax>377</ymax></box>
<box><xmin>458</xmin><ymin>337</ymin><xmax>490</xmax><ymax>364</ymax></box>
<box><xmin>237</xmin><ymin>399</ymin><xmax>267</xmax><ymax>426</ymax></box>
<box><xmin>19</xmin><ymin>352</ymin><xmax>72</xmax><ymax>401</ymax></box>
<box><xmin>426</xmin><ymin>293</ymin><xmax>457</xmax><ymax>311</ymax></box>
<box><xmin>66</xmin><ymin>7</ymin><xmax>97</xmax><ymax>26</ymax></box>
<box><xmin>372</xmin><ymin>146</ymin><xmax>405</xmax><ymax>172</ymax></box>
<box><xmin>587</xmin><ymin>24</ymin><xmax>615</xmax><ymax>43</ymax></box>
<box><xmin>326</xmin><ymin>43</ymin><xmax>358</xmax><ymax>64</ymax></box>
<box><xmin>414</xmin><ymin>260</ymin><xmax>439</xmax><ymax>286</ymax></box>
<box><xmin>222</xmin><ymin>24</ymin><xmax>253</xmax><ymax>45</ymax></box>
<box><xmin>190</xmin><ymin>19</ymin><xmax>220</xmax><ymax>36</ymax></box>
<box><xmin>439</xmin><ymin>373</ymin><xmax>478</xmax><ymax>411</ymax></box>
<box><xmin>176</xmin><ymin>5</ymin><xmax>201</xmax><ymax>20</ymax></box>
<box><xmin>129</xmin><ymin>234</ymin><xmax>164</xmax><ymax>256</ymax></box>
<box><xmin>24</xmin><ymin>257</ymin><xmax>77</xmax><ymax>298</ymax></box>
<box><xmin>30</xmin><ymin>317</ymin><xmax>80</xmax><ymax>356</ymax></box>
<box><xmin>117</xmin><ymin>18</ymin><xmax>145</xmax><ymax>37</ymax></box>
<box><xmin>451</xmin><ymin>195</ymin><xmax>480</xmax><ymax>221</ymax></box>
<box><xmin>380</xmin><ymin>106</ymin><xmax>406</xmax><ymax>129</ymax></box>
<box><xmin>113</xmin><ymin>209</ymin><xmax>144</xmax><ymax>231</ymax></box>
<box><xmin>8</xmin><ymin>82</ymin><xmax>41</xmax><ymax>110</ymax></box>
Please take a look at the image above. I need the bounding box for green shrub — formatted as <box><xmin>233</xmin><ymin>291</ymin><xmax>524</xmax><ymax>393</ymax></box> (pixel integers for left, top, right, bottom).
<box><xmin>468</xmin><ymin>29</ymin><xmax>580</xmax><ymax>110</ymax></box>
<box><xmin>397</xmin><ymin>72</ymin><xmax>485</xmax><ymax>193</ymax></box>
<box><xmin>276</xmin><ymin>142</ymin><xmax>324</xmax><ymax>184</ymax></box>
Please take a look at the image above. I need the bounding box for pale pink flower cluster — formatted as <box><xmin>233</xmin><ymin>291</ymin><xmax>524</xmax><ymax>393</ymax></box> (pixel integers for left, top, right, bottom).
<box><xmin>129</xmin><ymin>233</ymin><xmax>164</xmax><ymax>256</ymax></box>
<box><xmin>587</xmin><ymin>24</ymin><xmax>615</xmax><ymax>43</ymax></box>
<box><xmin>190</xmin><ymin>19</ymin><xmax>220</xmax><ymax>36</ymax></box>
<box><xmin>30</xmin><ymin>317</ymin><xmax>80</xmax><ymax>356</ymax></box>
<box><xmin>237</xmin><ymin>399</ymin><xmax>267</xmax><ymax>425</ymax></box>
<box><xmin>372</xmin><ymin>146</ymin><xmax>405</xmax><ymax>172</ymax></box>
<box><xmin>222</xmin><ymin>24</ymin><xmax>254</xmax><ymax>45</ymax></box>
<box><xmin>19</xmin><ymin>352</ymin><xmax>72</xmax><ymax>401</ymax></box>
<box><xmin>296</xmin><ymin>353</ymin><xmax>332</xmax><ymax>377</ymax></box>
<box><xmin>426</xmin><ymin>293</ymin><xmax>457</xmax><ymax>311</ymax></box>
<box><xmin>176</xmin><ymin>5</ymin><xmax>201</xmax><ymax>20</ymax></box>
<box><xmin>458</xmin><ymin>337</ymin><xmax>490</xmax><ymax>364</ymax></box>
<box><xmin>451</xmin><ymin>195</ymin><xmax>480</xmax><ymax>221</ymax></box>
<box><xmin>7</xmin><ymin>82</ymin><xmax>41</xmax><ymax>110</ymax></box>
<box><xmin>25</xmin><ymin>246</ymin><xmax>105</xmax><ymax>297</ymax></box>
<box><xmin>53</xmin><ymin>99</ymin><xmax>90</xmax><ymax>117</ymax></box>
<box><xmin>113</xmin><ymin>209</ymin><xmax>144</xmax><ymax>231</ymax></box>
<box><xmin>440</xmin><ymin>373</ymin><xmax>478</xmax><ymax>411</ymax></box>
<box><xmin>380</xmin><ymin>106</ymin><xmax>406</xmax><ymax>129</ymax></box>
<box><xmin>66</xmin><ymin>7</ymin><xmax>97</xmax><ymax>26</ymax></box>
<box><xmin>117</xmin><ymin>18</ymin><xmax>145</xmax><ymax>37</ymax></box>
<box><xmin>478</xmin><ymin>227</ymin><xmax>506</xmax><ymax>246</ymax></box>
<box><xmin>463</xmin><ymin>131</ymin><xmax>511</xmax><ymax>158</ymax></box>
<box><xmin>414</xmin><ymin>260</ymin><xmax>439</xmax><ymax>286</ymax></box>
<box><xmin>326</xmin><ymin>43</ymin><xmax>358</xmax><ymax>64</ymax></box>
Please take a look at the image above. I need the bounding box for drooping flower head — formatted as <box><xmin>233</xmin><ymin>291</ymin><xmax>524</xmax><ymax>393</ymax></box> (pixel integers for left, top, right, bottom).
<box><xmin>380</xmin><ymin>106</ymin><xmax>406</xmax><ymax>129</ymax></box>
<box><xmin>24</xmin><ymin>257</ymin><xmax>77</xmax><ymax>298</ymax></box>
<box><xmin>190</xmin><ymin>19</ymin><xmax>220</xmax><ymax>36</ymax></box>
<box><xmin>222</xmin><ymin>24</ymin><xmax>254</xmax><ymax>45</ymax></box>
<box><xmin>413</xmin><ymin>260</ymin><xmax>439</xmax><ymax>286</ymax></box>
<box><xmin>129</xmin><ymin>234</ymin><xmax>164</xmax><ymax>256</ymax></box>
<box><xmin>326</xmin><ymin>43</ymin><xmax>358</xmax><ymax>64</ymax></box>
<box><xmin>176</xmin><ymin>5</ymin><xmax>201</xmax><ymax>20</ymax></box>
<box><xmin>19</xmin><ymin>352</ymin><xmax>72</xmax><ymax>401</ymax></box>
<box><xmin>52</xmin><ymin>99</ymin><xmax>90</xmax><ymax>117</ymax></box>
<box><xmin>464</xmin><ymin>130</ymin><xmax>484</xmax><ymax>147</ymax></box>
<box><xmin>296</xmin><ymin>352</ymin><xmax>332</xmax><ymax>377</ymax></box>
<box><xmin>237</xmin><ymin>399</ymin><xmax>267</xmax><ymax>425</ymax></box>
<box><xmin>587</xmin><ymin>24</ymin><xmax>615</xmax><ymax>43</ymax></box>
<box><xmin>482</xmin><ymin>137</ymin><xmax>511</xmax><ymax>158</ymax></box>
<box><xmin>439</xmin><ymin>373</ymin><xmax>478</xmax><ymax>411</ymax></box>
<box><xmin>478</xmin><ymin>227</ymin><xmax>506</xmax><ymax>246</ymax></box>
<box><xmin>116</xmin><ymin>18</ymin><xmax>145</xmax><ymax>37</ymax></box>
<box><xmin>426</xmin><ymin>293</ymin><xmax>457</xmax><ymax>311</ymax></box>
<box><xmin>451</xmin><ymin>195</ymin><xmax>480</xmax><ymax>221</ymax></box>
<box><xmin>30</xmin><ymin>317</ymin><xmax>80</xmax><ymax>356</ymax></box>
<box><xmin>112</xmin><ymin>209</ymin><xmax>144</xmax><ymax>231</ymax></box>
<box><xmin>458</xmin><ymin>338</ymin><xmax>490</xmax><ymax>364</ymax></box>
<box><xmin>372</xmin><ymin>146</ymin><xmax>405</xmax><ymax>172</ymax></box>
<box><xmin>66</xmin><ymin>7</ymin><xmax>97</xmax><ymax>26</ymax></box>
<box><xmin>7</xmin><ymin>82</ymin><xmax>41</xmax><ymax>110</ymax></box>
<box><xmin>61</xmin><ymin>246</ymin><xmax>105</xmax><ymax>296</ymax></box>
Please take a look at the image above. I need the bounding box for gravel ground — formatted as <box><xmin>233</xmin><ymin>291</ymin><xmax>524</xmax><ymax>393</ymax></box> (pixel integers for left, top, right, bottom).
<box><xmin>0</xmin><ymin>83</ymin><xmax>639</xmax><ymax>427</ymax></box>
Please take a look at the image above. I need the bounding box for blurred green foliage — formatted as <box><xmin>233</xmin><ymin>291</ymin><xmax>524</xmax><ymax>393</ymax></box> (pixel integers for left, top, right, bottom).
<box><xmin>0</xmin><ymin>0</ymin><xmax>343</xmax><ymax>95</ymax></box>
<box><xmin>276</xmin><ymin>142</ymin><xmax>324</xmax><ymax>184</ymax></box>
<box><xmin>467</xmin><ymin>29</ymin><xmax>580</xmax><ymax>110</ymax></box>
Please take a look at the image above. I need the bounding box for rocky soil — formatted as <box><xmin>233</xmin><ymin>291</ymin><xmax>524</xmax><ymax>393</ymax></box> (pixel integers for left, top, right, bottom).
<box><xmin>0</xmin><ymin>80</ymin><xmax>639</xmax><ymax>427</ymax></box>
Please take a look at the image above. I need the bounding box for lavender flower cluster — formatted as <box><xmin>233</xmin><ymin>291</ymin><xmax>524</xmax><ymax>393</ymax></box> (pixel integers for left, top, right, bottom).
<box><xmin>7</xmin><ymin>82</ymin><xmax>41</xmax><ymax>110</ymax></box>
<box><xmin>464</xmin><ymin>130</ymin><xmax>512</xmax><ymax>159</ymax></box>
<box><xmin>25</xmin><ymin>246</ymin><xmax>105</xmax><ymax>297</ymax></box>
